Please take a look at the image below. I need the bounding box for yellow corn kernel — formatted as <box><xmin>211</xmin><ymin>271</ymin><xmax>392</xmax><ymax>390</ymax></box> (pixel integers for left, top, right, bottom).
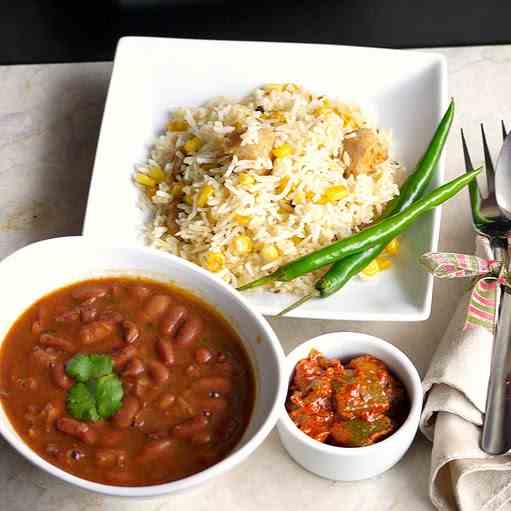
<box><xmin>272</xmin><ymin>143</ymin><xmax>293</xmax><ymax>159</ymax></box>
<box><xmin>172</xmin><ymin>182</ymin><xmax>184</xmax><ymax>197</ymax></box>
<box><xmin>291</xmin><ymin>236</ymin><xmax>302</xmax><ymax>245</ymax></box>
<box><xmin>166</xmin><ymin>119</ymin><xmax>188</xmax><ymax>132</ymax></box>
<box><xmin>264</xmin><ymin>111</ymin><xmax>286</xmax><ymax>123</ymax></box>
<box><xmin>184</xmin><ymin>194</ymin><xmax>194</xmax><ymax>206</ymax></box>
<box><xmin>285</xmin><ymin>83</ymin><xmax>301</xmax><ymax>92</ymax></box>
<box><xmin>276</xmin><ymin>176</ymin><xmax>290</xmax><ymax>194</ymax></box>
<box><xmin>231</xmin><ymin>235</ymin><xmax>253</xmax><ymax>256</ymax></box>
<box><xmin>361</xmin><ymin>259</ymin><xmax>380</xmax><ymax>278</ymax></box>
<box><xmin>315</xmin><ymin>105</ymin><xmax>332</xmax><ymax>117</ymax></box>
<box><xmin>278</xmin><ymin>200</ymin><xmax>294</xmax><ymax>213</ymax></box>
<box><xmin>197</xmin><ymin>185</ymin><xmax>214</xmax><ymax>207</ymax></box>
<box><xmin>148</xmin><ymin>164</ymin><xmax>166</xmax><ymax>183</ymax></box>
<box><xmin>293</xmin><ymin>191</ymin><xmax>306</xmax><ymax>204</ymax></box>
<box><xmin>306</xmin><ymin>191</ymin><xmax>316</xmax><ymax>201</ymax></box>
<box><xmin>239</xmin><ymin>172</ymin><xmax>256</xmax><ymax>186</ymax></box>
<box><xmin>376</xmin><ymin>257</ymin><xmax>393</xmax><ymax>271</ymax></box>
<box><xmin>134</xmin><ymin>173</ymin><xmax>156</xmax><ymax>187</ymax></box>
<box><xmin>206</xmin><ymin>209</ymin><xmax>216</xmax><ymax>224</ymax></box>
<box><xmin>261</xmin><ymin>244</ymin><xmax>280</xmax><ymax>262</ymax></box>
<box><xmin>183</xmin><ymin>136</ymin><xmax>202</xmax><ymax>154</ymax></box>
<box><xmin>206</xmin><ymin>252</ymin><xmax>225</xmax><ymax>272</ymax></box>
<box><xmin>385</xmin><ymin>238</ymin><xmax>400</xmax><ymax>256</ymax></box>
<box><xmin>315</xmin><ymin>195</ymin><xmax>329</xmax><ymax>205</ymax></box>
<box><xmin>324</xmin><ymin>185</ymin><xmax>349</xmax><ymax>203</ymax></box>
<box><xmin>263</xmin><ymin>83</ymin><xmax>284</xmax><ymax>93</ymax></box>
<box><xmin>234</xmin><ymin>214</ymin><xmax>251</xmax><ymax>226</ymax></box>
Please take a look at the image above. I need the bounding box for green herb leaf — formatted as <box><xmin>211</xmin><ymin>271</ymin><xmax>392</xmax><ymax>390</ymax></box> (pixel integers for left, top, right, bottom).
<box><xmin>65</xmin><ymin>353</ymin><xmax>113</xmax><ymax>382</ymax></box>
<box><xmin>65</xmin><ymin>354</ymin><xmax>92</xmax><ymax>382</ymax></box>
<box><xmin>95</xmin><ymin>374</ymin><xmax>123</xmax><ymax>418</ymax></box>
<box><xmin>65</xmin><ymin>353</ymin><xmax>122</xmax><ymax>422</ymax></box>
<box><xmin>88</xmin><ymin>354</ymin><xmax>113</xmax><ymax>379</ymax></box>
<box><xmin>66</xmin><ymin>383</ymin><xmax>100</xmax><ymax>421</ymax></box>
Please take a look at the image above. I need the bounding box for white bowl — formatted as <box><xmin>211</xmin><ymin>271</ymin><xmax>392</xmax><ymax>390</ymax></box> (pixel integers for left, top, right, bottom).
<box><xmin>83</xmin><ymin>36</ymin><xmax>447</xmax><ymax>321</ymax></box>
<box><xmin>0</xmin><ymin>236</ymin><xmax>286</xmax><ymax>497</ymax></box>
<box><xmin>277</xmin><ymin>332</ymin><xmax>422</xmax><ymax>481</ymax></box>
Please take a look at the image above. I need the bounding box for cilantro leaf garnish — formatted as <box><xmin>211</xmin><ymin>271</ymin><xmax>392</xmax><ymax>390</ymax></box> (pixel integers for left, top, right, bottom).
<box><xmin>66</xmin><ymin>353</ymin><xmax>113</xmax><ymax>382</ymax></box>
<box><xmin>66</xmin><ymin>383</ymin><xmax>100</xmax><ymax>421</ymax></box>
<box><xmin>95</xmin><ymin>374</ymin><xmax>123</xmax><ymax>418</ymax></box>
<box><xmin>64</xmin><ymin>353</ymin><xmax>123</xmax><ymax>422</ymax></box>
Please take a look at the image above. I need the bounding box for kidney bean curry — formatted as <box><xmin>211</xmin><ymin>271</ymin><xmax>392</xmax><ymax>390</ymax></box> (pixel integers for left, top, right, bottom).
<box><xmin>286</xmin><ymin>349</ymin><xmax>409</xmax><ymax>447</ymax></box>
<box><xmin>0</xmin><ymin>278</ymin><xmax>255</xmax><ymax>486</ymax></box>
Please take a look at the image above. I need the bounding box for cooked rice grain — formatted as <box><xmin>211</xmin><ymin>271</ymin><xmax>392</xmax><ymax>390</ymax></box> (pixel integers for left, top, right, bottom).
<box><xmin>135</xmin><ymin>84</ymin><xmax>404</xmax><ymax>294</ymax></box>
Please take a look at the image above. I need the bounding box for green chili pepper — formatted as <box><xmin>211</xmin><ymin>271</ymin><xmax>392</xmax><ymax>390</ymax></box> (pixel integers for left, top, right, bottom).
<box><xmin>277</xmin><ymin>100</ymin><xmax>455</xmax><ymax>314</ymax></box>
<box><xmin>238</xmin><ymin>168</ymin><xmax>480</xmax><ymax>291</ymax></box>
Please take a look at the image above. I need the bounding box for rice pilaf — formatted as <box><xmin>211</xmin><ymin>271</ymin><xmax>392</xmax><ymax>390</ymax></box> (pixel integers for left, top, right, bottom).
<box><xmin>134</xmin><ymin>83</ymin><xmax>404</xmax><ymax>294</ymax></box>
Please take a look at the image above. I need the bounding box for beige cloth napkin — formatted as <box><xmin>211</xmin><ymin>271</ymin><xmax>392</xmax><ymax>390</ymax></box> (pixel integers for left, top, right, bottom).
<box><xmin>421</xmin><ymin>236</ymin><xmax>511</xmax><ymax>511</ymax></box>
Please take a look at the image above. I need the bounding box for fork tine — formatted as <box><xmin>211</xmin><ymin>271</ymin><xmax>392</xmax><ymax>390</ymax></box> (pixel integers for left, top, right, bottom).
<box><xmin>481</xmin><ymin>123</ymin><xmax>496</xmax><ymax>196</ymax></box>
<box><xmin>502</xmin><ymin>120</ymin><xmax>507</xmax><ymax>140</ymax></box>
<box><xmin>461</xmin><ymin>128</ymin><xmax>475</xmax><ymax>171</ymax></box>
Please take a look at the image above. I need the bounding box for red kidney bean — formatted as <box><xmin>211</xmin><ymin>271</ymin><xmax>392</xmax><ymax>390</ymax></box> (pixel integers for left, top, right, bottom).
<box><xmin>197</xmin><ymin>396</ymin><xmax>228</xmax><ymax>415</ymax></box>
<box><xmin>137</xmin><ymin>439</ymin><xmax>173</xmax><ymax>463</ymax></box>
<box><xmin>185</xmin><ymin>364</ymin><xmax>201</xmax><ymax>378</ymax></box>
<box><xmin>95</xmin><ymin>448</ymin><xmax>127</xmax><ymax>468</ymax></box>
<box><xmin>194</xmin><ymin>347</ymin><xmax>213</xmax><ymax>365</ymax></box>
<box><xmin>79</xmin><ymin>320</ymin><xmax>115</xmax><ymax>344</ymax></box>
<box><xmin>174</xmin><ymin>316</ymin><xmax>202</xmax><ymax>347</ymax></box>
<box><xmin>159</xmin><ymin>305</ymin><xmax>187</xmax><ymax>336</ymax></box>
<box><xmin>155</xmin><ymin>338</ymin><xmax>175</xmax><ymax>366</ymax></box>
<box><xmin>50</xmin><ymin>362</ymin><xmax>74</xmax><ymax>390</ymax></box>
<box><xmin>158</xmin><ymin>393</ymin><xmax>176</xmax><ymax>410</ymax></box>
<box><xmin>71</xmin><ymin>285</ymin><xmax>109</xmax><ymax>301</ymax></box>
<box><xmin>192</xmin><ymin>376</ymin><xmax>233</xmax><ymax>395</ymax></box>
<box><xmin>147</xmin><ymin>429</ymin><xmax>170</xmax><ymax>440</ymax></box>
<box><xmin>79</xmin><ymin>305</ymin><xmax>98</xmax><ymax>323</ymax></box>
<box><xmin>122</xmin><ymin>358</ymin><xmax>145</xmax><ymax>378</ymax></box>
<box><xmin>143</xmin><ymin>295</ymin><xmax>172</xmax><ymax>320</ymax></box>
<box><xmin>56</xmin><ymin>417</ymin><xmax>97</xmax><ymax>445</ymax></box>
<box><xmin>172</xmin><ymin>415</ymin><xmax>209</xmax><ymax>440</ymax></box>
<box><xmin>55</xmin><ymin>309</ymin><xmax>80</xmax><ymax>323</ymax></box>
<box><xmin>98</xmin><ymin>310</ymin><xmax>124</xmax><ymax>323</ymax></box>
<box><xmin>38</xmin><ymin>303</ymin><xmax>54</xmax><ymax>331</ymax></box>
<box><xmin>147</xmin><ymin>360</ymin><xmax>170</xmax><ymax>385</ymax></box>
<box><xmin>31</xmin><ymin>320</ymin><xmax>43</xmax><ymax>336</ymax></box>
<box><xmin>191</xmin><ymin>431</ymin><xmax>212</xmax><ymax>445</ymax></box>
<box><xmin>40</xmin><ymin>333</ymin><xmax>75</xmax><ymax>353</ymax></box>
<box><xmin>111</xmin><ymin>285</ymin><xmax>124</xmax><ymax>298</ymax></box>
<box><xmin>32</xmin><ymin>346</ymin><xmax>58</xmax><ymax>367</ymax></box>
<box><xmin>97</xmin><ymin>428</ymin><xmax>126</xmax><ymax>448</ymax></box>
<box><xmin>128</xmin><ymin>286</ymin><xmax>152</xmax><ymax>300</ymax></box>
<box><xmin>111</xmin><ymin>395</ymin><xmax>140</xmax><ymax>428</ymax></box>
<box><xmin>122</xmin><ymin>320</ymin><xmax>140</xmax><ymax>344</ymax></box>
<box><xmin>43</xmin><ymin>401</ymin><xmax>62</xmax><ymax>432</ymax></box>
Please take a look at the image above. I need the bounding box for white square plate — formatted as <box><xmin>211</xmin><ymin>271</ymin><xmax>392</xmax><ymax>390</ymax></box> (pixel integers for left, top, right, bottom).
<box><xmin>83</xmin><ymin>37</ymin><xmax>447</xmax><ymax>321</ymax></box>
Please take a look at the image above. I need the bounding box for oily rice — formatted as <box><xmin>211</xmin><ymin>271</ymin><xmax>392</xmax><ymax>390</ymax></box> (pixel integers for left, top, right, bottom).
<box><xmin>134</xmin><ymin>83</ymin><xmax>404</xmax><ymax>294</ymax></box>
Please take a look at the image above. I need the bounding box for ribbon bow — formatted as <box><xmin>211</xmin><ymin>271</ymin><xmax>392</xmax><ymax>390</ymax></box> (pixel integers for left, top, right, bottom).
<box><xmin>420</xmin><ymin>252</ymin><xmax>510</xmax><ymax>332</ymax></box>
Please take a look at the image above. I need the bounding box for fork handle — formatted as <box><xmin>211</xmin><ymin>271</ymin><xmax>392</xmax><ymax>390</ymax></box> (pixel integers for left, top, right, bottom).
<box><xmin>481</xmin><ymin>241</ymin><xmax>510</xmax><ymax>454</ymax></box>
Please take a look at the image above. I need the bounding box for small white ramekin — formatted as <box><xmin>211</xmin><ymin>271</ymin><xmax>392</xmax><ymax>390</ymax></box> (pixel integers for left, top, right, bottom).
<box><xmin>277</xmin><ymin>332</ymin><xmax>422</xmax><ymax>481</ymax></box>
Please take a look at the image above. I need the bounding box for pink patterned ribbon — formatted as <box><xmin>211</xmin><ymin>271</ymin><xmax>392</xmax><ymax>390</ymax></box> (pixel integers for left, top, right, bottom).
<box><xmin>420</xmin><ymin>252</ymin><xmax>510</xmax><ymax>332</ymax></box>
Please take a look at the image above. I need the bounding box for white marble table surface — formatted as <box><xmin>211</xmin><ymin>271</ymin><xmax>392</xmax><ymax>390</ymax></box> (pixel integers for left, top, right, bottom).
<box><xmin>1</xmin><ymin>45</ymin><xmax>511</xmax><ymax>511</ymax></box>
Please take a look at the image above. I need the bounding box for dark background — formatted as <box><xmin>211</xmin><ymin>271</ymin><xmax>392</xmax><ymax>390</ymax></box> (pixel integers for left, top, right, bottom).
<box><xmin>2</xmin><ymin>1</ymin><xmax>511</xmax><ymax>65</ymax></box>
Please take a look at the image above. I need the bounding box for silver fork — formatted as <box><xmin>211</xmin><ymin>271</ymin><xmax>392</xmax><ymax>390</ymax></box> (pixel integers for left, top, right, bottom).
<box><xmin>462</xmin><ymin>123</ymin><xmax>511</xmax><ymax>454</ymax></box>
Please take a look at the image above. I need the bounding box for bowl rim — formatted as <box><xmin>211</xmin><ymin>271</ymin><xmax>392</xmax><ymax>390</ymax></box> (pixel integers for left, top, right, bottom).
<box><xmin>278</xmin><ymin>331</ymin><xmax>422</xmax><ymax>456</ymax></box>
<box><xmin>0</xmin><ymin>236</ymin><xmax>287</xmax><ymax>497</ymax></box>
